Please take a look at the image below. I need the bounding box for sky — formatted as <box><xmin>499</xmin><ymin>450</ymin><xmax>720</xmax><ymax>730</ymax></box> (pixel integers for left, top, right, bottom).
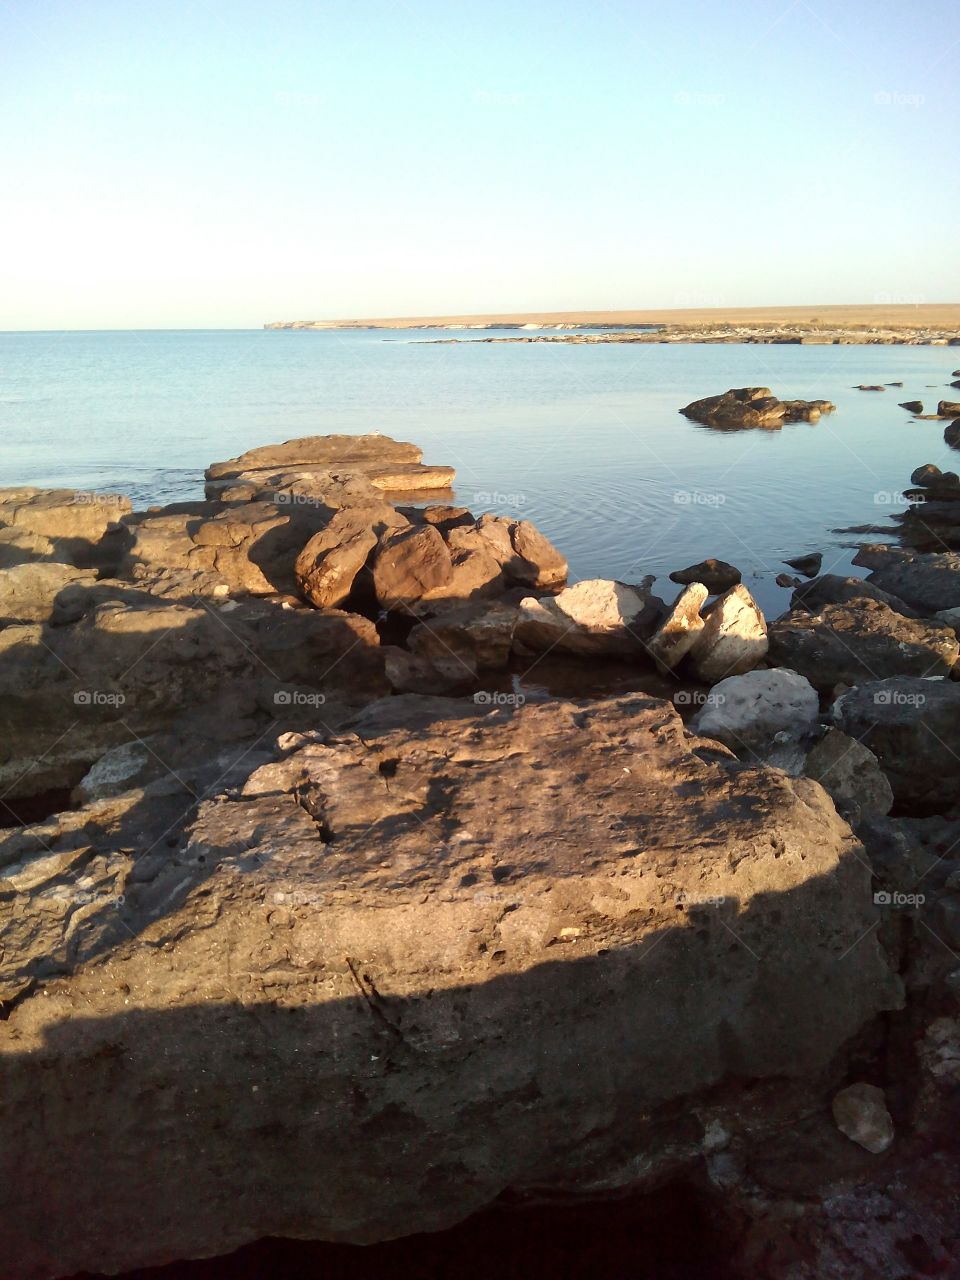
<box><xmin>1</xmin><ymin>0</ymin><xmax>957</xmax><ymax>329</ymax></box>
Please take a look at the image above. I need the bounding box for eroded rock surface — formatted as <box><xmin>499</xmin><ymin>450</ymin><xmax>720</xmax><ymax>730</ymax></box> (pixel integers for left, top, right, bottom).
<box><xmin>0</xmin><ymin>694</ymin><xmax>901</xmax><ymax>1277</ymax></box>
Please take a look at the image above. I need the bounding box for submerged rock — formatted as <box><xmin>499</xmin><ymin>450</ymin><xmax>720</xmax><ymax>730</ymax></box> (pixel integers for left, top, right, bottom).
<box><xmin>899</xmin><ymin>400</ymin><xmax>924</xmax><ymax>413</ymax></box>
<box><xmin>784</xmin><ymin>552</ymin><xmax>823</xmax><ymax>578</ymax></box>
<box><xmin>0</xmin><ymin>694</ymin><xmax>901</xmax><ymax>1276</ymax></box>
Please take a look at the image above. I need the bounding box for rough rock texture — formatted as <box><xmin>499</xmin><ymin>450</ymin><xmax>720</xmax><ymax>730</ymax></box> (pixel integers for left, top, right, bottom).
<box><xmin>834</xmin><ymin>677</ymin><xmax>960</xmax><ymax>813</ymax></box>
<box><xmin>0</xmin><ymin>487</ymin><xmax>131</xmax><ymax>572</ymax></box>
<box><xmin>689</xmin><ymin>584</ymin><xmax>768</xmax><ymax>683</ymax></box>
<box><xmin>513</xmin><ymin>579</ymin><xmax>665</xmax><ymax>657</ymax></box>
<box><xmin>790</xmin><ymin>574</ymin><xmax>917</xmax><ymax>619</ymax></box>
<box><xmin>852</xmin><ymin>545</ymin><xmax>960</xmax><ymax>615</ymax></box>
<box><xmin>831</xmin><ymin>1083</ymin><xmax>895</xmax><ymax>1154</ymax></box>
<box><xmin>768</xmin><ymin>599</ymin><xmax>959</xmax><ymax>691</ymax></box>
<box><xmin>295</xmin><ymin>504</ymin><xmax>407</xmax><ymax>607</ymax></box>
<box><xmin>647</xmin><ymin>583</ymin><xmax>708</xmax><ymax>671</ymax></box>
<box><xmin>690</xmin><ymin>669</ymin><xmax>820</xmax><ymax>766</ymax></box>
<box><xmin>204</xmin><ymin>434</ymin><xmax>455</xmax><ymax>501</ymax></box>
<box><xmin>680</xmin><ymin>388</ymin><xmax>833</xmax><ymax>431</ymax></box>
<box><xmin>803</xmin><ymin>729</ymin><xmax>894</xmax><ymax>820</ymax></box>
<box><xmin>0</xmin><ymin>595</ymin><xmax>387</xmax><ymax>799</ymax></box>
<box><xmin>0</xmin><ymin>562</ymin><xmax>98</xmax><ymax>624</ymax></box>
<box><xmin>669</xmin><ymin>559</ymin><xmax>741</xmax><ymax>593</ymax></box>
<box><xmin>0</xmin><ymin>694</ymin><xmax>901</xmax><ymax>1277</ymax></box>
<box><xmin>407</xmin><ymin>602</ymin><xmax>518</xmax><ymax>682</ymax></box>
<box><xmin>784</xmin><ymin>552</ymin><xmax>822</xmax><ymax>578</ymax></box>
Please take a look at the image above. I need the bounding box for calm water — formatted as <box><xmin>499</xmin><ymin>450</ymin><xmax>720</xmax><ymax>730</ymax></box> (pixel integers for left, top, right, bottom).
<box><xmin>2</xmin><ymin>328</ymin><xmax>958</xmax><ymax>616</ymax></box>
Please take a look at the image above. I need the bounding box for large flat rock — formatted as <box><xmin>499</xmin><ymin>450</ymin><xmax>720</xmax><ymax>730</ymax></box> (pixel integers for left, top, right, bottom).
<box><xmin>0</xmin><ymin>695</ymin><xmax>899</xmax><ymax>1277</ymax></box>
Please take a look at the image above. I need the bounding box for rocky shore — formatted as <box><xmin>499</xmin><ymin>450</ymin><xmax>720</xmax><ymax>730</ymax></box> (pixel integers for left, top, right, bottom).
<box><xmin>3</xmin><ymin>409</ymin><xmax>960</xmax><ymax>1279</ymax></box>
<box><xmin>430</xmin><ymin>322</ymin><xmax>960</xmax><ymax>347</ymax></box>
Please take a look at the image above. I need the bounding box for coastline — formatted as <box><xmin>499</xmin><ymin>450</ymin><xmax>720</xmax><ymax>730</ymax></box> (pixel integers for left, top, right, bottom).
<box><xmin>264</xmin><ymin>303</ymin><xmax>960</xmax><ymax>345</ymax></box>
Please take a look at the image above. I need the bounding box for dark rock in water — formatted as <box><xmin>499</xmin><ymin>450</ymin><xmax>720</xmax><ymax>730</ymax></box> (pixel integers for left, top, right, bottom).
<box><xmin>679</xmin><ymin>387</ymin><xmax>832</xmax><ymax>431</ymax></box>
<box><xmin>669</xmin><ymin>558</ymin><xmax>741</xmax><ymax>593</ymax></box>
<box><xmin>899</xmin><ymin>400</ymin><xmax>924</xmax><ymax>413</ymax></box>
<box><xmin>945</xmin><ymin>420</ymin><xmax>960</xmax><ymax>450</ymax></box>
<box><xmin>784</xmin><ymin>552</ymin><xmax>823</xmax><ymax>577</ymax></box>
<box><xmin>938</xmin><ymin>400</ymin><xmax>960</xmax><ymax>417</ymax></box>
<box><xmin>768</xmin><ymin>598</ymin><xmax>958</xmax><ymax>692</ymax></box>
<box><xmin>886</xmin><ymin>381</ymin><xmax>904</xmax><ymax>387</ymax></box>
<box><xmin>854</xmin><ymin>385</ymin><xmax>886</xmax><ymax>391</ymax></box>
<box><xmin>790</xmin><ymin>574</ymin><xmax>918</xmax><ymax>618</ymax></box>
<box><xmin>776</xmin><ymin>573</ymin><xmax>802</xmax><ymax>588</ymax></box>
<box><xmin>950</xmin><ymin>379</ymin><xmax>960</xmax><ymax>390</ymax></box>
<box><xmin>911</xmin><ymin>463</ymin><xmax>951</xmax><ymax>488</ymax></box>
<box><xmin>853</xmin><ymin>544</ymin><xmax>960</xmax><ymax>614</ymax></box>
<box><xmin>0</xmin><ymin>693</ymin><xmax>901</xmax><ymax>1276</ymax></box>
<box><xmin>834</xmin><ymin>677</ymin><xmax>960</xmax><ymax>812</ymax></box>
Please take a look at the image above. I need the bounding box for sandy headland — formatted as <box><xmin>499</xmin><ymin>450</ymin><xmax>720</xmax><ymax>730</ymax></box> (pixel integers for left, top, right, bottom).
<box><xmin>265</xmin><ymin>303</ymin><xmax>960</xmax><ymax>345</ymax></box>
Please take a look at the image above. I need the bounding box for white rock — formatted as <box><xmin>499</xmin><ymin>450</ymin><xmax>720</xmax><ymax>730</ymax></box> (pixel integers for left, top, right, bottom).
<box><xmin>688</xmin><ymin>584</ymin><xmax>768</xmax><ymax>682</ymax></box>
<box><xmin>72</xmin><ymin>742</ymin><xmax>150</xmax><ymax>804</ymax></box>
<box><xmin>831</xmin><ymin>1082</ymin><xmax>894</xmax><ymax>1153</ymax></box>
<box><xmin>648</xmin><ymin>583</ymin><xmax>708</xmax><ymax>672</ymax></box>
<box><xmin>690</xmin><ymin>668</ymin><xmax>819</xmax><ymax>757</ymax></box>
<box><xmin>513</xmin><ymin>578</ymin><xmax>663</xmax><ymax>657</ymax></box>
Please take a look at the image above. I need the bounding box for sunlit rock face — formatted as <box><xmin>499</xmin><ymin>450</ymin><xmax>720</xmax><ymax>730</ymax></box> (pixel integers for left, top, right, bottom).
<box><xmin>0</xmin><ymin>694</ymin><xmax>899</xmax><ymax>1279</ymax></box>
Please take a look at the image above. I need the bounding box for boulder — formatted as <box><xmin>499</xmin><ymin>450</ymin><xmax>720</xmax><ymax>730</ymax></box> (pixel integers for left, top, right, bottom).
<box><xmin>688</xmin><ymin>584</ymin><xmax>768</xmax><ymax>683</ymax></box>
<box><xmin>790</xmin><ymin>573</ymin><xmax>917</xmax><ymax>618</ymax></box>
<box><xmin>408</xmin><ymin>602</ymin><xmax>518</xmax><ymax>682</ymax></box>
<box><xmin>446</xmin><ymin>514</ymin><xmax>567</xmax><ymax>591</ymax></box>
<box><xmin>832</xmin><ymin>1083</ymin><xmax>895</xmax><ymax>1154</ymax></box>
<box><xmin>680</xmin><ymin>388</ymin><xmax>832</xmax><ymax>430</ymax></box>
<box><xmin>689</xmin><ymin>668</ymin><xmax>820</xmax><ymax>767</ymax></box>
<box><xmin>0</xmin><ymin>562</ymin><xmax>98</xmax><ymax>625</ymax></box>
<box><xmin>945</xmin><ymin>420</ymin><xmax>960</xmax><ymax>449</ymax></box>
<box><xmin>295</xmin><ymin>505</ymin><xmax>405</xmax><ymax>608</ymax></box>
<box><xmin>938</xmin><ymin>401</ymin><xmax>960</xmax><ymax>418</ymax></box>
<box><xmin>0</xmin><ymin>595</ymin><xmax>388</xmax><ymax>800</ymax></box>
<box><xmin>647</xmin><ymin>583</ymin><xmax>708</xmax><ymax>671</ymax></box>
<box><xmin>899</xmin><ymin>401</ymin><xmax>924</xmax><ymax>413</ymax></box>
<box><xmin>204</xmin><ymin>434</ymin><xmax>455</xmax><ymax>500</ymax></box>
<box><xmin>0</xmin><ymin>487</ymin><xmax>131</xmax><ymax>571</ymax></box>
<box><xmin>513</xmin><ymin>579</ymin><xmax>665</xmax><ymax>658</ymax></box>
<box><xmin>803</xmin><ymin>729</ymin><xmax>893</xmax><ymax>820</ymax></box>
<box><xmin>669</xmin><ymin>559</ymin><xmax>741</xmax><ymax>593</ymax></box>
<box><xmin>852</xmin><ymin>545</ymin><xmax>960</xmax><ymax>614</ymax></box>
<box><xmin>371</xmin><ymin>524</ymin><xmax>454</xmax><ymax>610</ymax></box>
<box><xmin>784</xmin><ymin>552</ymin><xmax>822</xmax><ymax>578</ymax></box>
<box><xmin>854</xmin><ymin>385</ymin><xmax>885</xmax><ymax>392</ymax></box>
<box><xmin>834</xmin><ymin>677</ymin><xmax>960</xmax><ymax>813</ymax></box>
<box><xmin>768</xmin><ymin>599</ymin><xmax>959</xmax><ymax>691</ymax></box>
<box><xmin>776</xmin><ymin>573</ymin><xmax>801</xmax><ymax>589</ymax></box>
<box><xmin>0</xmin><ymin>694</ymin><xmax>901</xmax><ymax>1277</ymax></box>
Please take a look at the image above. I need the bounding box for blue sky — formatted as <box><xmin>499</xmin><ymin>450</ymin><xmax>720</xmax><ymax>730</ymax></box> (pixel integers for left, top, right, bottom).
<box><xmin>1</xmin><ymin>0</ymin><xmax>957</xmax><ymax>328</ymax></box>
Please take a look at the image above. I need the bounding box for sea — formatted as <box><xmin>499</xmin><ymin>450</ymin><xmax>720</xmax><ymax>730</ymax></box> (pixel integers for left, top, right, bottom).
<box><xmin>2</xmin><ymin>326</ymin><xmax>958</xmax><ymax>616</ymax></box>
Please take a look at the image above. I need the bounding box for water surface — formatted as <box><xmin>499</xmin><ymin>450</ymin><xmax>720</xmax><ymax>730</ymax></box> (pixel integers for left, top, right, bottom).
<box><xmin>2</xmin><ymin>328</ymin><xmax>957</xmax><ymax>615</ymax></box>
